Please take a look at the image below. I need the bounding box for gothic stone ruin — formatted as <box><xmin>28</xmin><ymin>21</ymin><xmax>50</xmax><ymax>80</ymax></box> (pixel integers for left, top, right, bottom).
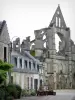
<box><xmin>30</xmin><ymin>5</ymin><xmax>75</xmax><ymax>89</ymax></box>
<box><xmin>13</xmin><ymin>5</ymin><xmax>75</xmax><ymax>89</ymax></box>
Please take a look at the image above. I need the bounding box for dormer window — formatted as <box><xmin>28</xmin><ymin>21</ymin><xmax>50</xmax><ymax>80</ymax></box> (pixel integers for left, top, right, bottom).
<box><xmin>37</xmin><ymin>64</ymin><xmax>39</xmax><ymax>72</ymax></box>
<box><xmin>14</xmin><ymin>57</ymin><xmax>17</xmax><ymax>67</ymax></box>
<box><xmin>20</xmin><ymin>58</ymin><xmax>22</xmax><ymax>68</ymax></box>
<box><xmin>29</xmin><ymin>61</ymin><xmax>31</xmax><ymax>70</ymax></box>
<box><xmin>33</xmin><ymin>63</ymin><xmax>35</xmax><ymax>69</ymax></box>
<box><xmin>25</xmin><ymin>60</ymin><xmax>27</xmax><ymax>68</ymax></box>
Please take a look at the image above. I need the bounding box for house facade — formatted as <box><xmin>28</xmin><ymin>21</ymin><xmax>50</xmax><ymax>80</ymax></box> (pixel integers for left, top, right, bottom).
<box><xmin>11</xmin><ymin>38</ymin><xmax>43</xmax><ymax>90</ymax></box>
<box><xmin>0</xmin><ymin>20</ymin><xmax>11</xmax><ymax>83</ymax></box>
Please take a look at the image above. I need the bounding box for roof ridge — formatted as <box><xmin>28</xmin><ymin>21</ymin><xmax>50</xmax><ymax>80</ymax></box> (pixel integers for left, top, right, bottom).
<box><xmin>0</xmin><ymin>20</ymin><xmax>6</xmax><ymax>34</ymax></box>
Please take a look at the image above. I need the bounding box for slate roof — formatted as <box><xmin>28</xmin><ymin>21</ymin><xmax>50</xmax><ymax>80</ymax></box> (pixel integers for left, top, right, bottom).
<box><xmin>12</xmin><ymin>50</ymin><xmax>40</xmax><ymax>64</ymax></box>
<box><xmin>24</xmin><ymin>51</ymin><xmax>40</xmax><ymax>64</ymax></box>
<box><xmin>0</xmin><ymin>20</ymin><xmax>6</xmax><ymax>34</ymax></box>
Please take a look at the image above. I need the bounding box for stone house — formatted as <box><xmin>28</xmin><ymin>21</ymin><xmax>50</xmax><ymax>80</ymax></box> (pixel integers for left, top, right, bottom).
<box><xmin>11</xmin><ymin>38</ymin><xmax>43</xmax><ymax>90</ymax></box>
<box><xmin>0</xmin><ymin>20</ymin><xmax>10</xmax><ymax>62</ymax></box>
<box><xmin>0</xmin><ymin>20</ymin><xmax>11</xmax><ymax>83</ymax></box>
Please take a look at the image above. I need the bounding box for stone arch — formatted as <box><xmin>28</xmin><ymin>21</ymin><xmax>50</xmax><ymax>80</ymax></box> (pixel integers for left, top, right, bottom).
<box><xmin>44</xmin><ymin>42</ymin><xmax>46</xmax><ymax>48</ymax></box>
<box><xmin>55</xmin><ymin>33</ymin><xmax>61</xmax><ymax>52</ymax></box>
<box><xmin>43</xmin><ymin>35</ymin><xmax>46</xmax><ymax>40</ymax></box>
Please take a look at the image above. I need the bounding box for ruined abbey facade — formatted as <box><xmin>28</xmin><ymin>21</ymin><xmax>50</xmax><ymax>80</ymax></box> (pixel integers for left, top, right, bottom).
<box><xmin>10</xmin><ymin>5</ymin><xmax>75</xmax><ymax>89</ymax></box>
<box><xmin>30</xmin><ymin>5</ymin><xmax>75</xmax><ymax>89</ymax></box>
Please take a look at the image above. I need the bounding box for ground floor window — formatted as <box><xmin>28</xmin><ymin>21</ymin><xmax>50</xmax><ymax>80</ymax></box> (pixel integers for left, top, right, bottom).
<box><xmin>34</xmin><ymin>79</ymin><xmax>38</xmax><ymax>92</ymax></box>
<box><xmin>31</xmin><ymin>77</ymin><xmax>33</xmax><ymax>89</ymax></box>
<box><xmin>27</xmin><ymin>77</ymin><xmax>29</xmax><ymax>89</ymax></box>
<box><xmin>11</xmin><ymin>76</ymin><xmax>13</xmax><ymax>83</ymax></box>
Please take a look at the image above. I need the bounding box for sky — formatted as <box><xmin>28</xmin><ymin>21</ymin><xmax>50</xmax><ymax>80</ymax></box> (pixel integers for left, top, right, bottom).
<box><xmin>0</xmin><ymin>0</ymin><xmax>75</xmax><ymax>50</ymax></box>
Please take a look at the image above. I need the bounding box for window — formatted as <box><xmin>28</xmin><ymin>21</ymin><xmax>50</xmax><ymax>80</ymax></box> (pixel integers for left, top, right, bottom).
<box><xmin>44</xmin><ymin>42</ymin><xmax>46</xmax><ymax>48</ymax></box>
<box><xmin>47</xmin><ymin>51</ymin><xmax>50</xmax><ymax>58</ymax></box>
<box><xmin>4</xmin><ymin>47</ymin><xmax>7</xmax><ymax>62</ymax></box>
<box><xmin>11</xmin><ymin>76</ymin><xmax>13</xmax><ymax>83</ymax></box>
<box><xmin>40</xmin><ymin>80</ymin><xmax>42</xmax><ymax>87</ymax></box>
<box><xmin>34</xmin><ymin>79</ymin><xmax>38</xmax><ymax>91</ymax></box>
<box><xmin>59</xmin><ymin>18</ymin><xmax>61</xmax><ymax>27</ymax></box>
<box><xmin>29</xmin><ymin>61</ymin><xmax>31</xmax><ymax>70</ymax></box>
<box><xmin>14</xmin><ymin>57</ymin><xmax>17</xmax><ymax>67</ymax></box>
<box><xmin>57</xmin><ymin>11</ymin><xmax>59</xmax><ymax>14</ymax></box>
<box><xmin>43</xmin><ymin>35</ymin><xmax>46</xmax><ymax>40</ymax></box>
<box><xmin>37</xmin><ymin>64</ymin><xmax>39</xmax><ymax>72</ymax></box>
<box><xmin>20</xmin><ymin>58</ymin><xmax>22</xmax><ymax>68</ymax></box>
<box><xmin>56</xmin><ymin>17</ymin><xmax>58</xmax><ymax>26</ymax></box>
<box><xmin>33</xmin><ymin>63</ymin><xmax>35</xmax><ymax>69</ymax></box>
<box><xmin>25</xmin><ymin>60</ymin><xmax>27</xmax><ymax>68</ymax></box>
<box><xmin>24</xmin><ymin>60</ymin><xmax>26</xmax><ymax>68</ymax></box>
<box><xmin>31</xmin><ymin>77</ymin><xmax>33</xmax><ymax>89</ymax></box>
<box><xmin>27</xmin><ymin>77</ymin><xmax>29</xmax><ymax>89</ymax></box>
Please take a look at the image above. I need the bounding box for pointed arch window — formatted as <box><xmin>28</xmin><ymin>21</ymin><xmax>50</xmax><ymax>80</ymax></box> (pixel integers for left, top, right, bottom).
<box><xmin>43</xmin><ymin>35</ymin><xmax>46</xmax><ymax>40</ymax></box>
<box><xmin>56</xmin><ymin>17</ymin><xmax>58</xmax><ymax>27</ymax></box>
<box><xmin>44</xmin><ymin>42</ymin><xmax>46</xmax><ymax>48</ymax></box>
<box><xmin>57</xmin><ymin>11</ymin><xmax>59</xmax><ymax>14</ymax></box>
<box><xmin>59</xmin><ymin>18</ymin><xmax>61</xmax><ymax>27</ymax></box>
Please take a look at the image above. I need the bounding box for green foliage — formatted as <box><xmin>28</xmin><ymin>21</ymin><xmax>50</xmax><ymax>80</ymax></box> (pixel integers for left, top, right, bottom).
<box><xmin>6</xmin><ymin>96</ymin><xmax>14</xmax><ymax>100</ymax></box>
<box><xmin>6</xmin><ymin>84</ymin><xmax>22</xmax><ymax>99</ymax></box>
<box><xmin>0</xmin><ymin>60</ymin><xmax>13</xmax><ymax>71</ymax></box>
<box><xmin>14</xmin><ymin>84</ymin><xmax>22</xmax><ymax>98</ymax></box>
<box><xmin>0</xmin><ymin>60</ymin><xmax>3</xmax><ymax>64</ymax></box>
<box><xmin>0</xmin><ymin>59</ymin><xmax>13</xmax><ymax>84</ymax></box>
<box><xmin>0</xmin><ymin>85</ymin><xmax>14</xmax><ymax>100</ymax></box>
<box><xmin>30</xmin><ymin>90</ymin><xmax>36</xmax><ymax>96</ymax></box>
<box><xmin>30</xmin><ymin>50</ymin><xmax>35</xmax><ymax>57</ymax></box>
<box><xmin>6</xmin><ymin>84</ymin><xmax>18</xmax><ymax>99</ymax></box>
<box><xmin>0</xmin><ymin>86</ymin><xmax>5</xmax><ymax>100</ymax></box>
<box><xmin>0</xmin><ymin>70</ymin><xmax>7</xmax><ymax>84</ymax></box>
<box><xmin>22</xmin><ymin>89</ymin><xmax>30</xmax><ymax>96</ymax></box>
<box><xmin>21</xmin><ymin>89</ymin><xmax>36</xmax><ymax>96</ymax></box>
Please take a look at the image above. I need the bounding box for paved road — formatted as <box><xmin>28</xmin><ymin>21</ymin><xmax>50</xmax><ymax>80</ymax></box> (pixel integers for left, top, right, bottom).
<box><xmin>17</xmin><ymin>95</ymin><xmax>75</xmax><ymax>100</ymax></box>
<box><xmin>16</xmin><ymin>90</ymin><xmax>75</xmax><ymax>100</ymax></box>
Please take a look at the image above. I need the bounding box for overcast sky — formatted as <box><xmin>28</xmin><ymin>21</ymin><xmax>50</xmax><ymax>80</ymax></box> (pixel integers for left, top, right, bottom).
<box><xmin>0</xmin><ymin>0</ymin><xmax>75</xmax><ymax>48</ymax></box>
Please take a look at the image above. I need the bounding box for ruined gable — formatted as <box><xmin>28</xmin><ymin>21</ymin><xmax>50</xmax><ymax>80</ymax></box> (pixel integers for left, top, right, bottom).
<box><xmin>49</xmin><ymin>5</ymin><xmax>66</xmax><ymax>29</ymax></box>
<box><xmin>30</xmin><ymin>5</ymin><xmax>75</xmax><ymax>89</ymax></box>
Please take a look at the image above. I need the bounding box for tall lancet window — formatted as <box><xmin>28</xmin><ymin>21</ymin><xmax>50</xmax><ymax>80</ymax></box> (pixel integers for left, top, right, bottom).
<box><xmin>59</xmin><ymin>18</ymin><xmax>61</xmax><ymax>27</ymax></box>
<box><xmin>56</xmin><ymin>17</ymin><xmax>58</xmax><ymax>27</ymax></box>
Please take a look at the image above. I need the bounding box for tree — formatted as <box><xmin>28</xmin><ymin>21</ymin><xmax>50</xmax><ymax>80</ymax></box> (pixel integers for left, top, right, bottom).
<box><xmin>0</xmin><ymin>59</ymin><xmax>13</xmax><ymax>85</ymax></box>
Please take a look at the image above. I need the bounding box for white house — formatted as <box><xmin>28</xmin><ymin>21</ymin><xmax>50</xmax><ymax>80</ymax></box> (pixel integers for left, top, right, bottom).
<box><xmin>11</xmin><ymin>48</ymin><xmax>43</xmax><ymax>90</ymax></box>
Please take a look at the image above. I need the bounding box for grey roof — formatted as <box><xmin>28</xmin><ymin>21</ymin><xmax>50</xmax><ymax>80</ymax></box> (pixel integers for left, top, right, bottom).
<box><xmin>0</xmin><ymin>22</ymin><xmax>2</xmax><ymax>30</ymax></box>
<box><xmin>12</xmin><ymin>50</ymin><xmax>40</xmax><ymax>64</ymax></box>
<box><xmin>24</xmin><ymin>51</ymin><xmax>40</xmax><ymax>64</ymax></box>
<box><xmin>0</xmin><ymin>20</ymin><xmax>6</xmax><ymax>34</ymax></box>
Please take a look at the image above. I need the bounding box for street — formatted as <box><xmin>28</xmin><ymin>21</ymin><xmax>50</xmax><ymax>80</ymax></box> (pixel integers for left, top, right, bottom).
<box><xmin>16</xmin><ymin>90</ymin><xmax>75</xmax><ymax>100</ymax></box>
<box><xmin>20</xmin><ymin>95</ymin><xmax>75</xmax><ymax>100</ymax></box>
